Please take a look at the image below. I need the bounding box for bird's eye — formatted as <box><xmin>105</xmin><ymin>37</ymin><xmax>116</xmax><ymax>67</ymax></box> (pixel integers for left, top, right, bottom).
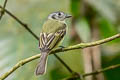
<box><xmin>58</xmin><ymin>12</ymin><xmax>61</xmax><ymax>16</ymax></box>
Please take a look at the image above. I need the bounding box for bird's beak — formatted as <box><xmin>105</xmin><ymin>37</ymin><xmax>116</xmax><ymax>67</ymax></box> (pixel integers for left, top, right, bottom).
<box><xmin>66</xmin><ymin>14</ymin><xmax>72</xmax><ymax>18</ymax></box>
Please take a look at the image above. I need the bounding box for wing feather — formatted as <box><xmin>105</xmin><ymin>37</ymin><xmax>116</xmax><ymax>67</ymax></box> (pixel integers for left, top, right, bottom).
<box><xmin>39</xmin><ymin>23</ymin><xmax>66</xmax><ymax>52</ymax></box>
<box><xmin>39</xmin><ymin>29</ymin><xmax>66</xmax><ymax>52</ymax></box>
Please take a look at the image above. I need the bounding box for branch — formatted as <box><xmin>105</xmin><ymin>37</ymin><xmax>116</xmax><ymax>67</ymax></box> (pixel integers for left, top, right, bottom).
<box><xmin>0</xmin><ymin>5</ymin><xmax>73</xmax><ymax>75</ymax></box>
<box><xmin>83</xmin><ymin>64</ymin><xmax>120</xmax><ymax>77</ymax></box>
<box><xmin>0</xmin><ymin>54</ymin><xmax>41</xmax><ymax>80</ymax></box>
<box><xmin>0</xmin><ymin>0</ymin><xmax>8</xmax><ymax>20</ymax></box>
<box><xmin>51</xmin><ymin>33</ymin><xmax>120</xmax><ymax>53</ymax></box>
<box><xmin>54</xmin><ymin>54</ymin><xmax>73</xmax><ymax>73</ymax></box>
<box><xmin>64</xmin><ymin>64</ymin><xmax>120</xmax><ymax>80</ymax></box>
<box><xmin>0</xmin><ymin>33</ymin><xmax>120</xmax><ymax>80</ymax></box>
<box><xmin>0</xmin><ymin>5</ymin><xmax>39</xmax><ymax>40</ymax></box>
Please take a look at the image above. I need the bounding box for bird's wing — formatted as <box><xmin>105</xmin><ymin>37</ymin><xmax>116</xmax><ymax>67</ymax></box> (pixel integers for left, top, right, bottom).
<box><xmin>39</xmin><ymin>28</ymin><xmax>66</xmax><ymax>52</ymax></box>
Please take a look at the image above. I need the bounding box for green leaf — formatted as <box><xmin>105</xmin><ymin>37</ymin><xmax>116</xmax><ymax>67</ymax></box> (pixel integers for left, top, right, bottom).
<box><xmin>99</xmin><ymin>18</ymin><xmax>117</xmax><ymax>38</ymax></box>
<box><xmin>70</xmin><ymin>0</ymin><xmax>81</xmax><ymax>17</ymax></box>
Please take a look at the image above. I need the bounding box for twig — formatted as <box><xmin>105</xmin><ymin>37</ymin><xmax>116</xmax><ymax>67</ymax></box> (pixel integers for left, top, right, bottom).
<box><xmin>0</xmin><ymin>5</ymin><xmax>39</xmax><ymax>40</ymax></box>
<box><xmin>54</xmin><ymin>54</ymin><xmax>73</xmax><ymax>73</ymax></box>
<box><xmin>63</xmin><ymin>64</ymin><xmax>120</xmax><ymax>80</ymax></box>
<box><xmin>0</xmin><ymin>5</ymin><xmax>73</xmax><ymax>74</ymax></box>
<box><xmin>0</xmin><ymin>54</ymin><xmax>41</xmax><ymax>80</ymax></box>
<box><xmin>62</xmin><ymin>72</ymin><xmax>81</xmax><ymax>80</ymax></box>
<box><xmin>0</xmin><ymin>33</ymin><xmax>120</xmax><ymax>80</ymax></box>
<box><xmin>83</xmin><ymin>64</ymin><xmax>120</xmax><ymax>77</ymax></box>
<box><xmin>51</xmin><ymin>33</ymin><xmax>120</xmax><ymax>53</ymax></box>
<box><xmin>0</xmin><ymin>0</ymin><xmax>8</xmax><ymax>20</ymax></box>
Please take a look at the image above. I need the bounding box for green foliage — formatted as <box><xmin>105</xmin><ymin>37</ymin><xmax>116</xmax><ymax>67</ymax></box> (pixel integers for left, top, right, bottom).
<box><xmin>70</xmin><ymin>0</ymin><xmax>81</xmax><ymax>18</ymax></box>
<box><xmin>99</xmin><ymin>18</ymin><xmax>117</xmax><ymax>38</ymax></box>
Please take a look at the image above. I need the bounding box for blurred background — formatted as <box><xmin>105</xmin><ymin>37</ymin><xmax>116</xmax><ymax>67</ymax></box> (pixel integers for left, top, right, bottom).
<box><xmin>0</xmin><ymin>0</ymin><xmax>120</xmax><ymax>80</ymax></box>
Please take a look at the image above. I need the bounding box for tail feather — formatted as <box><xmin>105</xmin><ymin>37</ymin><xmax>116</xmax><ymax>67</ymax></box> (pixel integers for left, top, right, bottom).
<box><xmin>35</xmin><ymin>52</ymin><xmax>48</xmax><ymax>75</ymax></box>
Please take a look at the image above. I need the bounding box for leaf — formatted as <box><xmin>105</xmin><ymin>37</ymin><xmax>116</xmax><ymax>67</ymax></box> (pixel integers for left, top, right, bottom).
<box><xmin>99</xmin><ymin>18</ymin><xmax>117</xmax><ymax>38</ymax></box>
<box><xmin>70</xmin><ymin>0</ymin><xmax>81</xmax><ymax>17</ymax></box>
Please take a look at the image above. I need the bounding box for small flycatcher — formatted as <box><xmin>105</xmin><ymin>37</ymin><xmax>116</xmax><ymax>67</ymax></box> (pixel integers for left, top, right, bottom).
<box><xmin>35</xmin><ymin>11</ymin><xmax>72</xmax><ymax>75</ymax></box>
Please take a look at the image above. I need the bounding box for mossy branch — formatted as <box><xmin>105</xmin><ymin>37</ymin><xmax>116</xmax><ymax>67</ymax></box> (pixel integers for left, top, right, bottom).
<box><xmin>0</xmin><ymin>33</ymin><xmax>120</xmax><ymax>80</ymax></box>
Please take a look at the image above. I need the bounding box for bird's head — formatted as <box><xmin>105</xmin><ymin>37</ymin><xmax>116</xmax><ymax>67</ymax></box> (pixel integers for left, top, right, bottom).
<box><xmin>48</xmin><ymin>11</ymin><xmax>72</xmax><ymax>21</ymax></box>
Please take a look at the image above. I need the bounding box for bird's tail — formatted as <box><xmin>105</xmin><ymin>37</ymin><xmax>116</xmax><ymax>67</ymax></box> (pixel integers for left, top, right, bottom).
<box><xmin>35</xmin><ymin>52</ymin><xmax>49</xmax><ymax>75</ymax></box>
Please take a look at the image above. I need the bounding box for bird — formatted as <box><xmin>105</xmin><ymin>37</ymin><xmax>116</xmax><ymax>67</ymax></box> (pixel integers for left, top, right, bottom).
<box><xmin>35</xmin><ymin>11</ymin><xmax>72</xmax><ymax>75</ymax></box>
